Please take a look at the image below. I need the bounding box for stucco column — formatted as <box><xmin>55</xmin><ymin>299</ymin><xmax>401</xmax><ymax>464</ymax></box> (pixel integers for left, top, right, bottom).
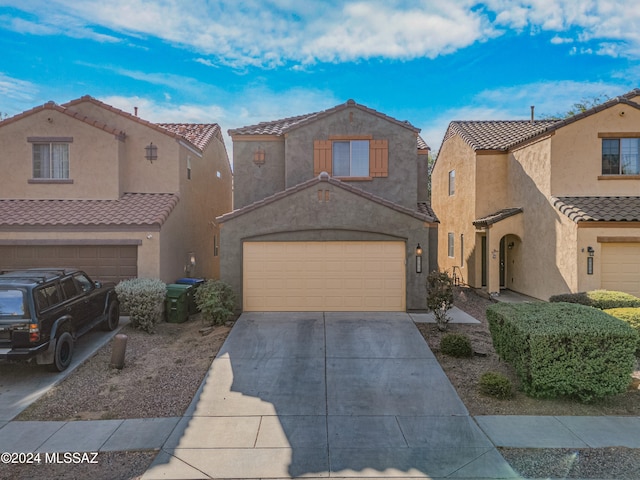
<box><xmin>486</xmin><ymin>227</ymin><xmax>501</xmax><ymax>295</ymax></box>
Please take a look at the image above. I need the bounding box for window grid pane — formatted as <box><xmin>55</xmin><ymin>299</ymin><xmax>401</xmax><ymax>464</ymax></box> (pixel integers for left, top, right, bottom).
<box><xmin>350</xmin><ymin>140</ymin><xmax>369</xmax><ymax>176</ymax></box>
<box><xmin>32</xmin><ymin>143</ymin><xmax>69</xmax><ymax>179</ymax></box>
<box><xmin>621</xmin><ymin>138</ymin><xmax>640</xmax><ymax>175</ymax></box>
<box><xmin>332</xmin><ymin>141</ymin><xmax>350</xmax><ymax>176</ymax></box>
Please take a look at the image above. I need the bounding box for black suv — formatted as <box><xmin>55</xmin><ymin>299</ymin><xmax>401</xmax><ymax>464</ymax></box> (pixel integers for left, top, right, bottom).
<box><xmin>0</xmin><ymin>269</ymin><xmax>119</xmax><ymax>371</ymax></box>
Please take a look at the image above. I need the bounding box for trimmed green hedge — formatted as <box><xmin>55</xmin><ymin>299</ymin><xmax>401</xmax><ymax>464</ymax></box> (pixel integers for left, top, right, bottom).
<box><xmin>549</xmin><ymin>290</ymin><xmax>640</xmax><ymax>310</ymax></box>
<box><xmin>604</xmin><ymin>307</ymin><xmax>640</xmax><ymax>354</ymax></box>
<box><xmin>487</xmin><ymin>302</ymin><xmax>638</xmax><ymax>402</ymax></box>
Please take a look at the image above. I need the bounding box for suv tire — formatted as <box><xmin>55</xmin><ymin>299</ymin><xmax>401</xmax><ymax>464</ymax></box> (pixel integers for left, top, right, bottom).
<box><xmin>50</xmin><ymin>331</ymin><xmax>74</xmax><ymax>372</ymax></box>
<box><xmin>102</xmin><ymin>301</ymin><xmax>120</xmax><ymax>331</ymax></box>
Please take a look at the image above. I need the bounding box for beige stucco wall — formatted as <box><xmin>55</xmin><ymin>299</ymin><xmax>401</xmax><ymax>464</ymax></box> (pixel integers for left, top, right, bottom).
<box><xmin>550</xmin><ymin>103</ymin><xmax>640</xmax><ymax>196</ymax></box>
<box><xmin>68</xmin><ymin>100</ymin><xmax>181</xmax><ymax>194</ymax></box>
<box><xmin>0</xmin><ymin>109</ymin><xmax>123</xmax><ymax>199</ymax></box>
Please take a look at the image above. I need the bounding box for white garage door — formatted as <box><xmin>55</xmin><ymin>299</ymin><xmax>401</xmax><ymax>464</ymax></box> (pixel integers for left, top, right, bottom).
<box><xmin>243</xmin><ymin>241</ymin><xmax>406</xmax><ymax>312</ymax></box>
<box><xmin>601</xmin><ymin>243</ymin><xmax>640</xmax><ymax>297</ymax></box>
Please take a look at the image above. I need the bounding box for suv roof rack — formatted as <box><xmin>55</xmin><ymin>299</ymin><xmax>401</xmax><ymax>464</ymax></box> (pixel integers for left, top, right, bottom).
<box><xmin>0</xmin><ymin>268</ymin><xmax>76</xmax><ymax>284</ymax></box>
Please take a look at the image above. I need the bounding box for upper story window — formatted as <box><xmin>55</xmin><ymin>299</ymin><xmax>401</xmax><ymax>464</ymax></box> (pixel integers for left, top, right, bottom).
<box><xmin>28</xmin><ymin>137</ymin><xmax>72</xmax><ymax>180</ymax></box>
<box><xmin>448</xmin><ymin>170</ymin><xmax>455</xmax><ymax>195</ymax></box>
<box><xmin>313</xmin><ymin>137</ymin><xmax>388</xmax><ymax>179</ymax></box>
<box><xmin>332</xmin><ymin>140</ymin><xmax>369</xmax><ymax>177</ymax></box>
<box><xmin>602</xmin><ymin>138</ymin><xmax>640</xmax><ymax>175</ymax></box>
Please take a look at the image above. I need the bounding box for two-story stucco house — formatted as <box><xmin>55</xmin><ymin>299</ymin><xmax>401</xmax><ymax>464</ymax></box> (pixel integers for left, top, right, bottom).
<box><xmin>0</xmin><ymin>96</ymin><xmax>232</xmax><ymax>283</ymax></box>
<box><xmin>218</xmin><ymin>100</ymin><xmax>438</xmax><ymax>312</ymax></box>
<box><xmin>432</xmin><ymin>89</ymin><xmax>640</xmax><ymax>300</ymax></box>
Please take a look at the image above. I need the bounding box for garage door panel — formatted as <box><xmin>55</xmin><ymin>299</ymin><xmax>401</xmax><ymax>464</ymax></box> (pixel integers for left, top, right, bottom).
<box><xmin>243</xmin><ymin>241</ymin><xmax>405</xmax><ymax>312</ymax></box>
<box><xmin>0</xmin><ymin>245</ymin><xmax>137</xmax><ymax>284</ymax></box>
<box><xmin>601</xmin><ymin>243</ymin><xmax>640</xmax><ymax>297</ymax></box>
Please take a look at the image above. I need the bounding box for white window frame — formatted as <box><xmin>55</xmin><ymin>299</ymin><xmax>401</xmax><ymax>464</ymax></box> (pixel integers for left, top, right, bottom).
<box><xmin>332</xmin><ymin>140</ymin><xmax>370</xmax><ymax>177</ymax></box>
<box><xmin>448</xmin><ymin>233</ymin><xmax>455</xmax><ymax>258</ymax></box>
<box><xmin>31</xmin><ymin>141</ymin><xmax>70</xmax><ymax>179</ymax></box>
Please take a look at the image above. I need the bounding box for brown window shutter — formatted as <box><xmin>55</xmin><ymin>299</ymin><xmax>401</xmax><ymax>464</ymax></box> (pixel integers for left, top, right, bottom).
<box><xmin>314</xmin><ymin>140</ymin><xmax>332</xmax><ymax>176</ymax></box>
<box><xmin>369</xmin><ymin>139</ymin><xmax>388</xmax><ymax>177</ymax></box>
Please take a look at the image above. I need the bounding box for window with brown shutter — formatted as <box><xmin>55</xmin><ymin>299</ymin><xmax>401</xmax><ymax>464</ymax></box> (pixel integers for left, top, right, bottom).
<box><xmin>313</xmin><ymin>140</ymin><xmax>332</xmax><ymax>175</ymax></box>
<box><xmin>313</xmin><ymin>137</ymin><xmax>389</xmax><ymax>179</ymax></box>
<box><xmin>369</xmin><ymin>139</ymin><xmax>388</xmax><ymax>177</ymax></box>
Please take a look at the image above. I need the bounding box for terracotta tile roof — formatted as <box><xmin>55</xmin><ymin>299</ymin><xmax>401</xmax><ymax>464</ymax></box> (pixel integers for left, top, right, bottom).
<box><xmin>443</xmin><ymin>89</ymin><xmax>640</xmax><ymax>152</ymax></box>
<box><xmin>0</xmin><ymin>193</ymin><xmax>179</xmax><ymax>227</ymax></box>
<box><xmin>473</xmin><ymin>208</ymin><xmax>523</xmax><ymax>228</ymax></box>
<box><xmin>417</xmin><ymin>202</ymin><xmax>439</xmax><ymax>222</ymax></box>
<box><xmin>552</xmin><ymin>196</ymin><xmax>640</xmax><ymax>222</ymax></box>
<box><xmin>62</xmin><ymin>96</ymin><xmax>222</xmax><ymax>152</ymax></box>
<box><xmin>417</xmin><ymin>135</ymin><xmax>430</xmax><ymax>151</ymax></box>
<box><xmin>0</xmin><ymin>101</ymin><xmax>125</xmax><ymax>140</ymax></box>
<box><xmin>157</xmin><ymin>123</ymin><xmax>222</xmax><ymax>150</ymax></box>
<box><xmin>217</xmin><ymin>172</ymin><xmax>437</xmax><ymax>224</ymax></box>
<box><xmin>443</xmin><ymin>120</ymin><xmax>561</xmax><ymax>151</ymax></box>
<box><xmin>228</xmin><ymin>99</ymin><xmax>421</xmax><ymax>136</ymax></box>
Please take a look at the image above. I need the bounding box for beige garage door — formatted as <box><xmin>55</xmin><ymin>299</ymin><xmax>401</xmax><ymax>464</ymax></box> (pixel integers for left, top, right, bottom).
<box><xmin>601</xmin><ymin>243</ymin><xmax>640</xmax><ymax>297</ymax></box>
<box><xmin>0</xmin><ymin>245</ymin><xmax>138</xmax><ymax>284</ymax></box>
<box><xmin>243</xmin><ymin>241</ymin><xmax>406</xmax><ymax>312</ymax></box>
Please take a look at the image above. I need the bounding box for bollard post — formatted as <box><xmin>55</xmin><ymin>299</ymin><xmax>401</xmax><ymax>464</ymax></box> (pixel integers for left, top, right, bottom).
<box><xmin>110</xmin><ymin>333</ymin><xmax>127</xmax><ymax>369</ymax></box>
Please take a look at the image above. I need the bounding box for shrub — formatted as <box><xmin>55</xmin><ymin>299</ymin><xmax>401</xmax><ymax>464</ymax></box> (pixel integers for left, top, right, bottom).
<box><xmin>194</xmin><ymin>280</ymin><xmax>235</xmax><ymax>326</ymax></box>
<box><xmin>549</xmin><ymin>290</ymin><xmax>640</xmax><ymax>310</ymax></box>
<box><xmin>426</xmin><ymin>270</ymin><xmax>454</xmax><ymax>331</ymax></box>
<box><xmin>486</xmin><ymin>302</ymin><xmax>637</xmax><ymax>402</ymax></box>
<box><xmin>604</xmin><ymin>307</ymin><xmax>640</xmax><ymax>355</ymax></box>
<box><xmin>115</xmin><ymin>278</ymin><xmax>166</xmax><ymax>333</ymax></box>
<box><xmin>479</xmin><ymin>372</ymin><xmax>513</xmax><ymax>399</ymax></box>
<box><xmin>440</xmin><ymin>333</ymin><xmax>473</xmax><ymax>357</ymax></box>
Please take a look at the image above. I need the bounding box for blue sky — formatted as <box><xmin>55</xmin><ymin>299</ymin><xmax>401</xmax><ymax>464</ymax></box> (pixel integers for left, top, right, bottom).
<box><xmin>1</xmin><ymin>1</ymin><xmax>639</xmax><ymax>157</ymax></box>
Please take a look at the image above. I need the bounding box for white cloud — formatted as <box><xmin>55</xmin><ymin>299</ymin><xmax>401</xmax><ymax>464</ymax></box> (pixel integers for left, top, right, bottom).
<box><xmin>0</xmin><ymin>73</ymin><xmax>39</xmax><ymax>113</ymax></box>
<box><xmin>5</xmin><ymin>0</ymin><xmax>640</xmax><ymax>66</ymax></box>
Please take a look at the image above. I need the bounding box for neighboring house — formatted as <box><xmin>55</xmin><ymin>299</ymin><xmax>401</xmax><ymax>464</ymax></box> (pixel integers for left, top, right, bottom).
<box><xmin>432</xmin><ymin>89</ymin><xmax>640</xmax><ymax>300</ymax></box>
<box><xmin>218</xmin><ymin>100</ymin><xmax>438</xmax><ymax>312</ymax></box>
<box><xmin>0</xmin><ymin>96</ymin><xmax>232</xmax><ymax>283</ymax></box>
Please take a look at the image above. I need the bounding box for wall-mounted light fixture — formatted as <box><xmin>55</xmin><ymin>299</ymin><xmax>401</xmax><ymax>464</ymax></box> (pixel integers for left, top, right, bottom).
<box><xmin>185</xmin><ymin>252</ymin><xmax>196</xmax><ymax>275</ymax></box>
<box><xmin>415</xmin><ymin>243</ymin><xmax>423</xmax><ymax>274</ymax></box>
<box><xmin>507</xmin><ymin>242</ymin><xmax>515</xmax><ymax>250</ymax></box>
<box><xmin>145</xmin><ymin>143</ymin><xmax>158</xmax><ymax>163</ymax></box>
<box><xmin>586</xmin><ymin>246</ymin><xmax>594</xmax><ymax>275</ymax></box>
<box><xmin>253</xmin><ymin>147</ymin><xmax>266</xmax><ymax>166</ymax></box>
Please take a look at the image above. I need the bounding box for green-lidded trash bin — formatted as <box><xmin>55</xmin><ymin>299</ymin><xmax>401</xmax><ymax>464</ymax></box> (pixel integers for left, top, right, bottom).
<box><xmin>166</xmin><ymin>284</ymin><xmax>191</xmax><ymax>323</ymax></box>
<box><xmin>176</xmin><ymin>278</ymin><xmax>205</xmax><ymax>315</ymax></box>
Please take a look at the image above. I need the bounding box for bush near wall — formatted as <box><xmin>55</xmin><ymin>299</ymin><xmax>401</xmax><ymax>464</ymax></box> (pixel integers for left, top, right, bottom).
<box><xmin>549</xmin><ymin>290</ymin><xmax>640</xmax><ymax>310</ymax></box>
<box><xmin>487</xmin><ymin>302</ymin><xmax>638</xmax><ymax>402</ymax></box>
<box><xmin>604</xmin><ymin>307</ymin><xmax>640</xmax><ymax>355</ymax></box>
<box><xmin>115</xmin><ymin>278</ymin><xmax>167</xmax><ymax>333</ymax></box>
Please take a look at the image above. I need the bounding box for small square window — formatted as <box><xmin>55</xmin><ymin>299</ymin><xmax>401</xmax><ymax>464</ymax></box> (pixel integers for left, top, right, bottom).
<box><xmin>333</xmin><ymin>140</ymin><xmax>369</xmax><ymax>177</ymax></box>
<box><xmin>33</xmin><ymin>143</ymin><xmax>69</xmax><ymax>179</ymax></box>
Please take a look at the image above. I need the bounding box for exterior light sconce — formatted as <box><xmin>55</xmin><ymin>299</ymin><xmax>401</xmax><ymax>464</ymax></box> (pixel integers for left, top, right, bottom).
<box><xmin>586</xmin><ymin>246</ymin><xmax>594</xmax><ymax>275</ymax></box>
<box><xmin>415</xmin><ymin>243</ymin><xmax>423</xmax><ymax>274</ymax></box>
<box><xmin>145</xmin><ymin>143</ymin><xmax>158</xmax><ymax>163</ymax></box>
<box><xmin>507</xmin><ymin>242</ymin><xmax>515</xmax><ymax>250</ymax></box>
<box><xmin>587</xmin><ymin>246</ymin><xmax>595</xmax><ymax>257</ymax></box>
<box><xmin>253</xmin><ymin>147</ymin><xmax>266</xmax><ymax>166</ymax></box>
<box><xmin>185</xmin><ymin>252</ymin><xmax>196</xmax><ymax>275</ymax></box>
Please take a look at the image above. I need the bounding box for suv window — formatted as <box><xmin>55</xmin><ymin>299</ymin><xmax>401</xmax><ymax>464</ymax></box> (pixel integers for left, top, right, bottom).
<box><xmin>0</xmin><ymin>289</ymin><xmax>28</xmax><ymax>318</ymax></box>
<box><xmin>36</xmin><ymin>284</ymin><xmax>61</xmax><ymax>311</ymax></box>
<box><xmin>73</xmin><ymin>274</ymin><xmax>94</xmax><ymax>293</ymax></box>
<box><xmin>60</xmin><ymin>277</ymin><xmax>79</xmax><ymax>300</ymax></box>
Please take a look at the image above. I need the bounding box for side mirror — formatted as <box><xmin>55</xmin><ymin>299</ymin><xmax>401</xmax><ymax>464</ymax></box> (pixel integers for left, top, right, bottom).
<box><xmin>94</xmin><ymin>281</ymin><xmax>102</xmax><ymax>289</ymax></box>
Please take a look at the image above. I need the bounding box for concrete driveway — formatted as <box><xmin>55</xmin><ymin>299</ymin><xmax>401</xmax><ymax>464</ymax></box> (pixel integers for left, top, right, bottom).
<box><xmin>0</xmin><ymin>318</ymin><xmax>128</xmax><ymax>423</ymax></box>
<box><xmin>144</xmin><ymin>312</ymin><xmax>516</xmax><ymax>479</ymax></box>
